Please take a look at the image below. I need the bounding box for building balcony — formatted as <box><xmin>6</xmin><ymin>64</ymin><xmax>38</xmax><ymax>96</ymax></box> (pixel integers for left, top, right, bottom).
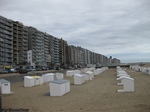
<box><xmin>44</xmin><ymin>51</ymin><xmax>49</xmax><ymax>54</ymax></box>
<box><xmin>23</xmin><ymin>47</ymin><xmax>27</xmax><ymax>50</ymax></box>
<box><xmin>44</xmin><ymin>45</ymin><xmax>49</xmax><ymax>48</ymax></box>
<box><xmin>4</xmin><ymin>36</ymin><xmax>13</xmax><ymax>41</ymax></box>
<box><xmin>5</xmin><ymin>44</ymin><xmax>12</xmax><ymax>48</ymax></box>
<box><xmin>13</xmin><ymin>34</ymin><xmax>18</xmax><ymax>39</ymax></box>
<box><xmin>44</xmin><ymin>38</ymin><xmax>49</xmax><ymax>43</ymax></box>
<box><xmin>5</xmin><ymin>31</ymin><xmax>13</xmax><ymax>36</ymax></box>
<box><xmin>18</xmin><ymin>39</ymin><xmax>23</xmax><ymax>43</ymax></box>
<box><xmin>1</xmin><ymin>34</ymin><xmax>13</xmax><ymax>40</ymax></box>
<box><xmin>5</xmin><ymin>58</ymin><xmax>13</xmax><ymax>62</ymax></box>
<box><xmin>0</xmin><ymin>25</ymin><xmax>11</xmax><ymax>31</ymax></box>
<box><xmin>5</xmin><ymin>40</ymin><xmax>12</xmax><ymax>44</ymax></box>
<box><xmin>23</xmin><ymin>39</ymin><xmax>27</xmax><ymax>43</ymax></box>
<box><xmin>23</xmin><ymin>44</ymin><xmax>27</xmax><ymax>47</ymax></box>
<box><xmin>5</xmin><ymin>54</ymin><xmax>12</xmax><ymax>58</ymax></box>
<box><xmin>3</xmin><ymin>22</ymin><xmax>13</xmax><ymax>27</ymax></box>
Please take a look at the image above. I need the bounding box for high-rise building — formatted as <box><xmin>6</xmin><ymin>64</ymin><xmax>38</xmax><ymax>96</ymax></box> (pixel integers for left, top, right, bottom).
<box><xmin>27</xmin><ymin>27</ymin><xmax>36</xmax><ymax>66</ymax></box>
<box><xmin>82</xmin><ymin>49</ymin><xmax>87</xmax><ymax>65</ymax></box>
<box><xmin>49</xmin><ymin>36</ymin><xmax>59</xmax><ymax>65</ymax></box>
<box><xmin>87</xmin><ymin>49</ymin><xmax>91</xmax><ymax>64</ymax></box>
<box><xmin>13</xmin><ymin>21</ymin><xmax>28</xmax><ymax>65</ymax></box>
<box><xmin>76</xmin><ymin>46</ymin><xmax>83</xmax><ymax>65</ymax></box>
<box><xmin>0</xmin><ymin>15</ymin><xmax>120</xmax><ymax>67</ymax></box>
<box><xmin>28</xmin><ymin>27</ymin><xmax>50</xmax><ymax>67</ymax></box>
<box><xmin>103</xmin><ymin>55</ymin><xmax>108</xmax><ymax>64</ymax></box>
<box><xmin>0</xmin><ymin>16</ymin><xmax>13</xmax><ymax>66</ymax></box>
<box><xmin>44</xmin><ymin>33</ymin><xmax>51</xmax><ymax>65</ymax></box>
<box><xmin>68</xmin><ymin>45</ymin><xmax>78</xmax><ymax>65</ymax></box>
<box><xmin>35</xmin><ymin>30</ymin><xmax>45</xmax><ymax>66</ymax></box>
<box><xmin>59</xmin><ymin>38</ymin><xmax>68</xmax><ymax>65</ymax></box>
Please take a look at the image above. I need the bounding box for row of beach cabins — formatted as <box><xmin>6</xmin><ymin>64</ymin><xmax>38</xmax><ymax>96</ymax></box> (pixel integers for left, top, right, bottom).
<box><xmin>116</xmin><ymin>66</ymin><xmax>134</xmax><ymax>92</ymax></box>
<box><xmin>116</xmin><ymin>65</ymin><xmax>150</xmax><ymax>92</ymax></box>
<box><xmin>2</xmin><ymin>65</ymin><xmax>148</xmax><ymax>95</ymax></box>
<box><xmin>130</xmin><ymin>65</ymin><xmax>150</xmax><ymax>75</ymax></box>
<box><xmin>0</xmin><ymin>67</ymin><xmax>108</xmax><ymax>96</ymax></box>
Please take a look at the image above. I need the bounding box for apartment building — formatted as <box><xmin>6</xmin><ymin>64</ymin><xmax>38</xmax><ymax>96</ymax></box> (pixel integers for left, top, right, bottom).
<box><xmin>68</xmin><ymin>45</ymin><xmax>77</xmax><ymax>65</ymax></box>
<box><xmin>67</xmin><ymin>45</ymin><xmax>71</xmax><ymax>65</ymax></box>
<box><xmin>13</xmin><ymin>21</ymin><xmax>28</xmax><ymax>65</ymax></box>
<box><xmin>49</xmin><ymin>36</ymin><xmax>59</xmax><ymax>65</ymax></box>
<box><xmin>44</xmin><ymin>33</ymin><xmax>51</xmax><ymax>65</ymax></box>
<box><xmin>0</xmin><ymin>16</ymin><xmax>120</xmax><ymax>67</ymax></box>
<box><xmin>28</xmin><ymin>27</ymin><xmax>36</xmax><ymax>66</ymax></box>
<box><xmin>59</xmin><ymin>38</ymin><xmax>68</xmax><ymax>65</ymax></box>
<box><xmin>86</xmin><ymin>49</ymin><xmax>91</xmax><ymax>64</ymax></box>
<box><xmin>82</xmin><ymin>49</ymin><xmax>87</xmax><ymax>65</ymax></box>
<box><xmin>76</xmin><ymin>46</ymin><xmax>84</xmax><ymax>65</ymax></box>
<box><xmin>0</xmin><ymin>16</ymin><xmax>13</xmax><ymax>66</ymax></box>
<box><xmin>90</xmin><ymin>51</ymin><xmax>93</xmax><ymax>64</ymax></box>
<box><xmin>28</xmin><ymin>27</ymin><xmax>50</xmax><ymax>67</ymax></box>
<box><xmin>95</xmin><ymin>53</ymin><xmax>99</xmax><ymax>64</ymax></box>
<box><xmin>103</xmin><ymin>55</ymin><xmax>109</xmax><ymax>64</ymax></box>
<box><xmin>35</xmin><ymin>30</ymin><xmax>45</xmax><ymax>66</ymax></box>
<box><xmin>112</xmin><ymin>58</ymin><xmax>120</xmax><ymax>64</ymax></box>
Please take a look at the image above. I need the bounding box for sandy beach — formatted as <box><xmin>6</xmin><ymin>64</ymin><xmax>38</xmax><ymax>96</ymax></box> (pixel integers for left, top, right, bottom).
<box><xmin>1</xmin><ymin>68</ymin><xmax>150</xmax><ymax>112</ymax></box>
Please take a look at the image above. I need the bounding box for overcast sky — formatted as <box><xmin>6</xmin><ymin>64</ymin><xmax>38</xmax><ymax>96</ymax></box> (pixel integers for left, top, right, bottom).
<box><xmin>0</xmin><ymin>0</ymin><xmax>150</xmax><ymax>63</ymax></box>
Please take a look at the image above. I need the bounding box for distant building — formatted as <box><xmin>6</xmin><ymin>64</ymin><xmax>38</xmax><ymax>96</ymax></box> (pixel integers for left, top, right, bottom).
<box><xmin>0</xmin><ymin>15</ymin><xmax>121</xmax><ymax>67</ymax></box>
<box><xmin>13</xmin><ymin>21</ymin><xmax>28</xmax><ymax>65</ymax></box>
<box><xmin>102</xmin><ymin>55</ymin><xmax>108</xmax><ymax>64</ymax></box>
<box><xmin>28</xmin><ymin>27</ymin><xmax>50</xmax><ymax>67</ymax></box>
<box><xmin>59</xmin><ymin>38</ymin><xmax>68</xmax><ymax>65</ymax></box>
<box><xmin>49</xmin><ymin>36</ymin><xmax>59</xmax><ymax>65</ymax></box>
<box><xmin>27</xmin><ymin>50</ymin><xmax>35</xmax><ymax>67</ymax></box>
<box><xmin>44</xmin><ymin>33</ymin><xmax>51</xmax><ymax>65</ymax></box>
<box><xmin>0</xmin><ymin>16</ymin><xmax>13</xmax><ymax>66</ymax></box>
<box><xmin>76</xmin><ymin>46</ymin><xmax>83</xmax><ymax>65</ymax></box>
<box><xmin>112</xmin><ymin>58</ymin><xmax>120</xmax><ymax>64</ymax></box>
<box><xmin>28</xmin><ymin>27</ymin><xmax>37</xmax><ymax>66</ymax></box>
<box><xmin>82</xmin><ymin>49</ymin><xmax>87</xmax><ymax>65</ymax></box>
<box><xmin>68</xmin><ymin>45</ymin><xmax>78</xmax><ymax>65</ymax></box>
<box><xmin>87</xmin><ymin>49</ymin><xmax>91</xmax><ymax>64</ymax></box>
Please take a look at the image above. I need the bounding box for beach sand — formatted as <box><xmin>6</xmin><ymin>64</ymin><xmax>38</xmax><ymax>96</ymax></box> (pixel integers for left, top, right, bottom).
<box><xmin>2</xmin><ymin>68</ymin><xmax>150</xmax><ymax>112</ymax></box>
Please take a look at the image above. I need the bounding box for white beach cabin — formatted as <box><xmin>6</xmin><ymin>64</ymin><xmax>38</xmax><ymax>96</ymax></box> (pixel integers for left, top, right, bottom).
<box><xmin>93</xmin><ymin>69</ymin><xmax>99</xmax><ymax>75</ymax></box>
<box><xmin>66</xmin><ymin>70</ymin><xmax>74</xmax><ymax>76</ymax></box>
<box><xmin>42</xmin><ymin>73</ymin><xmax>55</xmax><ymax>83</ymax></box>
<box><xmin>74</xmin><ymin>74</ymin><xmax>85</xmax><ymax>85</ymax></box>
<box><xmin>117</xmin><ymin>70</ymin><xmax>127</xmax><ymax>75</ymax></box>
<box><xmin>117</xmin><ymin>77</ymin><xmax>134</xmax><ymax>92</ymax></box>
<box><xmin>49</xmin><ymin>79</ymin><xmax>70</xmax><ymax>96</ymax></box>
<box><xmin>117</xmin><ymin>73</ymin><xmax>130</xmax><ymax>78</ymax></box>
<box><xmin>24</xmin><ymin>76</ymin><xmax>43</xmax><ymax>87</ymax></box>
<box><xmin>81</xmin><ymin>68</ymin><xmax>89</xmax><ymax>73</ymax></box>
<box><xmin>31</xmin><ymin>76</ymin><xmax>43</xmax><ymax>85</ymax></box>
<box><xmin>56</xmin><ymin>73</ymin><xmax>64</xmax><ymax>79</ymax></box>
<box><xmin>147</xmin><ymin>68</ymin><xmax>150</xmax><ymax>75</ymax></box>
<box><xmin>141</xmin><ymin>67</ymin><xmax>147</xmax><ymax>74</ymax></box>
<box><xmin>85</xmin><ymin>71</ymin><xmax>94</xmax><ymax>80</ymax></box>
<box><xmin>73</xmin><ymin>70</ymin><xmax>81</xmax><ymax>74</ymax></box>
<box><xmin>82</xmin><ymin>73</ymin><xmax>90</xmax><ymax>81</ymax></box>
<box><xmin>0</xmin><ymin>79</ymin><xmax>13</xmax><ymax>94</ymax></box>
<box><xmin>24</xmin><ymin>76</ymin><xmax>35</xmax><ymax>87</ymax></box>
